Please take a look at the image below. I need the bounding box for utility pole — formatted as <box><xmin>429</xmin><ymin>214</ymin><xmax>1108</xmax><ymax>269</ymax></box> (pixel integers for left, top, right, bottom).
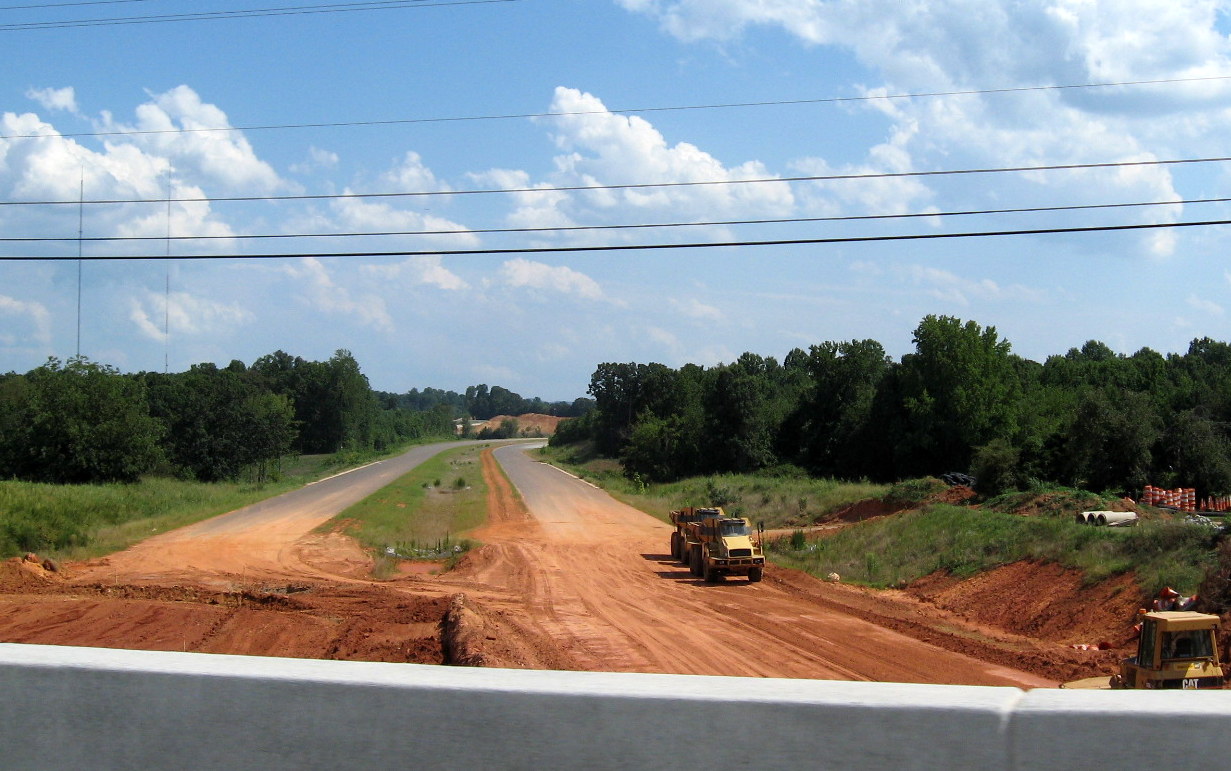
<box><xmin>164</xmin><ymin>172</ymin><xmax>171</xmax><ymax>373</ymax></box>
<box><xmin>76</xmin><ymin>167</ymin><xmax>83</xmax><ymax>359</ymax></box>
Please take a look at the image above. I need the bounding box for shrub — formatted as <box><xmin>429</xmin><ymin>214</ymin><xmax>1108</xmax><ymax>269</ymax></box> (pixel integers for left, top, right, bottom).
<box><xmin>971</xmin><ymin>439</ymin><xmax>1020</xmax><ymax>496</ymax></box>
<box><xmin>886</xmin><ymin>477</ymin><xmax>946</xmax><ymax>505</ymax></box>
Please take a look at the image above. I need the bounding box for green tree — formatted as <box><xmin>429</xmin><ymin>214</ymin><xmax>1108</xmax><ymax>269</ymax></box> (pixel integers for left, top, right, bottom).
<box><xmin>793</xmin><ymin>339</ymin><xmax>890</xmax><ymax>477</ymax></box>
<box><xmin>1157</xmin><ymin>410</ymin><xmax>1231</xmax><ymax>494</ymax></box>
<box><xmin>896</xmin><ymin>316</ymin><xmax>1020</xmax><ymax>475</ymax></box>
<box><xmin>0</xmin><ymin>358</ymin><xmax>162</xmax><ymax>484</ymax></box>
<box><xmin>705</xmin><ymin>357</ymin><xmax>780</xmax><ymax>473</ymax></box>
<box><xmin>588</xmin><ymin>362</ymin><xmax>679</xmax><ymax>456</ymax></box>
<box><xmin>148</xmin><ymin>364</ymin><xmax>297</xmax><ymax>482</ymax></box>
<box><xmin>1064</xmin><ymin>388</ymin><xmax>1160</xmax><ymax>492</ymax></box>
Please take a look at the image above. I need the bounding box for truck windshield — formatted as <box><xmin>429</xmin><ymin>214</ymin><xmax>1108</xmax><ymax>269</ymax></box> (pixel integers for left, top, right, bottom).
<box><xmin>720</xmin><ymin>521</ymin><xmax>749</xmax><ymax>536</ymax></box>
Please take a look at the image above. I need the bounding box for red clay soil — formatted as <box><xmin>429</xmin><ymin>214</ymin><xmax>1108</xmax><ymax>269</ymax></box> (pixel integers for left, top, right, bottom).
<box><xmin>0</xmin><ymin>449</ymin><xmax>1162</xmax><ymax>687</ymax></box>
<box><xmin>474</xmin><ymin>413</ymin><xmax>565</xmax><ymax>436</ymax></box>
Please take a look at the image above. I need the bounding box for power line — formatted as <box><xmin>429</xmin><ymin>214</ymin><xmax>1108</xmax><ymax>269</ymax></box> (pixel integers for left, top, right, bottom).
<box><xmin>4</xmin><ymin>155</ymin><xmax>1230</xmax><ymax>208</ymax></box>
<box><xmin>5</xmin><ymin>218</ymin><xmax>1228</xmax><ymax>261</ymax></box>
<box><xmin>0</xmin><ymin>0</ymin><xmax>513</xmax><ymax>29</ymax></box>
<box><xmin>4</xmin><ymin>73</ymin><xmax>1229</xmax><ymax>140</ymax></box>
<box><xmin>0</xmin><ymin>194</ymin><xmax>1210</xmax><ymax>244</ymax></box>
<box><xmin>0</xmin><ymin>0</ymin><xmax>164</xmax><ymax>11</ymax></box>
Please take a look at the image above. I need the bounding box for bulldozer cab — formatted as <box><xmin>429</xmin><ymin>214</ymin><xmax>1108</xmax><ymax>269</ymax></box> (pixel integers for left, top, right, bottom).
<box><xmin>1118</xmin><ymin>611</ymin><xmax>1225</xmax><ymax>689</ymax></box>
<box><xmin>1137</xmin><ymin>613</ymin><xmax>1218</xmax><ymax>666</ymax></box>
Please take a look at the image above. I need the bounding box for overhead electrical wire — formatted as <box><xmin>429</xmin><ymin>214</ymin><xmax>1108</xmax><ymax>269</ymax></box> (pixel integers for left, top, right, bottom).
<box><xmin>3</xmin><ymin>154</ymin><xmax>1230</xmax><ymax>209</ymax></box>
<box><xmin>4</xmin><ymin>218</ymin><xmax>1230</xmax><ymax>261</ymax></box>
<box><xmin>0</xmin><ymin>194</ymin><xmax>1211</xmax><ymax>244</ymax></box>
<box><xmin>3</xmin><ymin>73</ymin><xmax>1229</xmax><ymax>140</ymax></box>
<box><xmin>0</xmin><ymin>0</ymin><xmax>167</xmax><ymax>10</ymax></box>
<box><xmin>0</xmin><ymin>0</ymin><xmax>514</xmax><ymax>29</ymax></box>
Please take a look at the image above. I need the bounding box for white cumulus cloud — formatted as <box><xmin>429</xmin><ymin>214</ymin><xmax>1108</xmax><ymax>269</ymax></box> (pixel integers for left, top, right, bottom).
<box><xmin>1187</xmin><ymin>294</ymin><xmax>1224</xmax><ymax>316</ymax></box>
<box><xmin>483</xmin><ymin>87</ymin><xmax>793</xmax><ymax>242</ymax></box>
<box><xmin>104</xmin><ymin>85</ymin><xmax>282</xmax><ymax>193</ymax></box>
<box><xmin>0</xmin><ymin>90</ymin><xmax>257</xmax><ymax>251</ymax></box>
<box><xmin>0</xmin><ymin>294</ymin><xmax>52</xmax><ymax>345</ymax></box>
<box><xmin>498</xmin><ymin>257</ymin><xmax>605</xmax><ymax>300</ymax></box>
<box><xmin>362</xmin><ymin>255</ymin><xmax>470</xmax><ymax>291</ymax></box>
<box><xmin>672</xmin><ymin>297</ymin><xmax>724</xmax><ymax>322</ymax></box>
<box><xmin>129</xmin><ymin>289</ymin><xmax>253</xmax><ymax>342</ymax></box>
<box><xmin>544</xmin><ymin>87</ymin><xmax>793</xmax><ymax>218</ymax></box>
<box><xmin>903</xmin><ymin>264</ymin><xmax>1045</xmax><ymax>307</ymax></box>
<box><xmin>618</xmin><ymin>0</ymin><xmax>1219</xmax><ymax>257</ymax></box>
<box><xmin>283</xmin><ymin>257</ymin><xmax>394</xmax><ymax>333</ymax></box>
<box><xmin>26</xmin><ymin>87</ymin><xmax>78</xmax><ymax>114</ymax></box>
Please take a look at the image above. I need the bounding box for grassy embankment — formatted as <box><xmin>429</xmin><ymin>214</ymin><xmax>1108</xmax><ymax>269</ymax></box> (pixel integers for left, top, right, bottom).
<box><xmin>770</xmin><ymin>500</ymin><xmax>1217</xmax><ymax>595</ymax></box>
<box><xmin>323</xmin><ymin>444</ymin><xmax>494</xmax><ymax>577</ymax></box>
<box><xmin>537</xmin><ymin>443</ymin><xmax>887</xmax><ymax>528</ymax></box>
<box><xmin>0</xmin><ymin>439</ymin><xmax>456</xmax><ymax>562</ymax></box>
<box><xmin>540</xmin><ymin>443</ymin><xmax>1221</xmax><ymax>597</ymax></box>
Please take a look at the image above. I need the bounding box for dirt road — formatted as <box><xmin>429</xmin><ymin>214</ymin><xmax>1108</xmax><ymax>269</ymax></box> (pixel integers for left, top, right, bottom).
<box><xmin>0</xmin><ymin>442</ymin><xmax>1109</xmax><ymax>685</ymax></box>
<box><xmin>437</xmin><ymin>444</ymin><xmax>1055</xmax><ymax>686</ymax></box>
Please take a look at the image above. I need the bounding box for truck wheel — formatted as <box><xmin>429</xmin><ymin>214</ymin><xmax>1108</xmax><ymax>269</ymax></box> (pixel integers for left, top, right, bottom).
<box><xmin>689</xmin><ymin>547</ymin><xmax>701</xmax><ymax>576</ymax></box>
<box><xmin>702</xmin><ymin>559</ymin><xmax>717</xmax><ymax>583</ymax></box>
<box><xmin>748</xmin><ymin>567</ymin><xmax>763</xmax><ymax>583</ymax></box>
<box><xmin>670</xmin><ymin>533</ymin><xmax>680</xmax><ymax>559</ymax></box>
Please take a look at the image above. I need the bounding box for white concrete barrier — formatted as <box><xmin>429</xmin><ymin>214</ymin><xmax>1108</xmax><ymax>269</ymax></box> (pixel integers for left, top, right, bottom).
<box><xmin>1</xmin><ymin>643</ymin><xmax>1229</xmax><ymax>770</ymax></box>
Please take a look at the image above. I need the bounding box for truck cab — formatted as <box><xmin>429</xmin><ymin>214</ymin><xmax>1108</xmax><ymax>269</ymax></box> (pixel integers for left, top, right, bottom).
<box><xmin>690</xmin><ymin>516</ymin><xmax>765</xmax><ymax>583</ymax></box>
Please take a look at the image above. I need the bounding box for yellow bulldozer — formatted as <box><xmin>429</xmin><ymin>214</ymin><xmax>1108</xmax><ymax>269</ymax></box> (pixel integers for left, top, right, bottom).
<box><xmin>1111</xmin><ymin>611</ymin><xmax>1225</xmax><ymax>689</ymax></box>
<box><xmin>1064</xmin><ymin>610</ymin><xmax>1225</xmax><ymax>689</ymax></box>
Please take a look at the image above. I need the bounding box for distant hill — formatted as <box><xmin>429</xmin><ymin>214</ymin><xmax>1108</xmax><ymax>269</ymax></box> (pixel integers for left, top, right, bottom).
<box><xmin>475</xmin><ymin>413</ymin><xmax>567</xmax><ymax>436</ymax></box>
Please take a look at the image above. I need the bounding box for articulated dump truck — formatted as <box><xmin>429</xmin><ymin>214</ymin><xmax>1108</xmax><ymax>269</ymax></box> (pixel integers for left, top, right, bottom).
<box><xmin>669</xmin><ymin>506</ymin><xmax>765</xmax><ymax>583</ymax></box>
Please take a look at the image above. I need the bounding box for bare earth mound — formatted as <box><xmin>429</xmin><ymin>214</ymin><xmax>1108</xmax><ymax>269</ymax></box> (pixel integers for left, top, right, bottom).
<box><xmin>476</xmin><ymin>413</ymin><xmax>565</xmax><ymax>436</ymax></box>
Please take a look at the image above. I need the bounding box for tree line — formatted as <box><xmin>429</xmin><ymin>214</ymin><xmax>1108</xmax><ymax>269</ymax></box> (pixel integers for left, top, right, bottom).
<box><xmin>555</xmin><ymin>314</ymin><xmax>1231</xmax><ymax>496</ymax></box>
<box><xmin>397</xmin><ymin>383</ymin><xmax>594</xmax><ymax>420</ymax></box>
<box><xmin>0</xmin><ymin>350</ymin><xmax>465</xmax><ymax>485</ymax></box>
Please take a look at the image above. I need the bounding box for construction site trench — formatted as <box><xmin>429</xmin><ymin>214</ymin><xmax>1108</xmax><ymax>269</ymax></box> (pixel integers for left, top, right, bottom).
<box><xmin>0</xmin><ymin>442</ymin><xmax>1148</xmax><ymax>686</ymax></box>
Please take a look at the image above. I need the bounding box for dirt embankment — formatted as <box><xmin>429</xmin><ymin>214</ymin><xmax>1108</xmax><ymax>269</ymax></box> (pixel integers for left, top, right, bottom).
<box><xmin>474</xmin><ymin>413</ymin><xmax>565</xmax><ymax>436</ymax></box>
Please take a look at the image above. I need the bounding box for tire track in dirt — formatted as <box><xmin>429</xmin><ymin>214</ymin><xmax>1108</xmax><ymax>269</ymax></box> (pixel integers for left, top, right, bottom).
<box><xmin>447</xmin><ymin>444</ymin><xmax>1056</xmax><ymax>686</ymax></box>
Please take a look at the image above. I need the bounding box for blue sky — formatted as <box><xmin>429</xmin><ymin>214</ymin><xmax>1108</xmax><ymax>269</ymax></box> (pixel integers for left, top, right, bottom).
<box><xmin>3</xmin><ymin>0</ymin><xmax>1231</xmax><ymax>400</ymax></box>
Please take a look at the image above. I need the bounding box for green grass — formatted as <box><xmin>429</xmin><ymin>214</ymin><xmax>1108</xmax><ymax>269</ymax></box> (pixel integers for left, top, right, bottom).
<box><xmin>981</xmin><ymin>485</ymin><xmax>1122</xmax><ymax>516</ymax></box>
<box><xmin>768</xmin><ymin>503</ymin><xmax>1218</xmax><ymax>594</ymax></box>
<box><xmin>0</xmin><ymin>455</ymin><xmax>341</xmax><ymax>561</ymax></box>
<box><xmin>536</xmin><ymin>445</ymin><xmax>887</xmax><ymax>528</ymax></box>
<box><xmin>324</xmin><ymin>445</ymin><xmax>490</xmax><ymax>577</ymax></box>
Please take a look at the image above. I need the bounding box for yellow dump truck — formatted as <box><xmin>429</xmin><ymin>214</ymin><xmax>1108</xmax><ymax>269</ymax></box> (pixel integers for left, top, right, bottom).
<box><xmin>682</xmin><ymin>515</ymin><xmax>765</xmax><ymax>583</ymax></box>
<box><xmin>1111</xmin><ymin>611</ymin><xmax>1225</xmax><ymax>689</ymax></box>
